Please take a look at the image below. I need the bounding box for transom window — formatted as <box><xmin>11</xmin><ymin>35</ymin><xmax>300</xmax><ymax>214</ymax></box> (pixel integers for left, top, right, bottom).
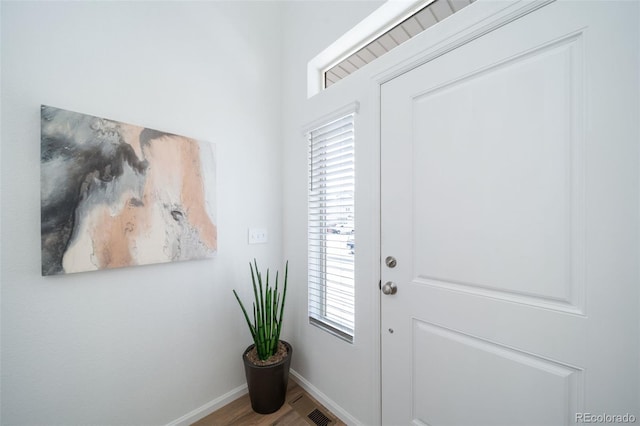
<box><xmin>324</xmin><ymin>0</ymin><xmax>476</xmax><ymax>89</ymax></box>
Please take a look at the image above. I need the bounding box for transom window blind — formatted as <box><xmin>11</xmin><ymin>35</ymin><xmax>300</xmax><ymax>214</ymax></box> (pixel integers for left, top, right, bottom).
<box><xmin>308</xmin><ymin>112</ymin><xmax>355</xmax><ymax>342</ymax></box>
<box><xmin>323</xmin><ymin>0</ymin><xmax>476</xmax><ymax>89</ymax></box>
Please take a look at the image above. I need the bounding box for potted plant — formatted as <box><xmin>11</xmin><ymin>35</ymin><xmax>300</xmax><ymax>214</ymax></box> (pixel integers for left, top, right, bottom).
<box><xmin>233</xmin><ymin>259</ymin><xmax>292</xmax><ymax>414</ymax></box>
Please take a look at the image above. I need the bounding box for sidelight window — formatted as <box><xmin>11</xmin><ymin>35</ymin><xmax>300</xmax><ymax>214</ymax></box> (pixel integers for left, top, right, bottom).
<box><xmin>307</xmin><ymin>112</ymin><xmax>356</xmax><ymax>342</ymax></box>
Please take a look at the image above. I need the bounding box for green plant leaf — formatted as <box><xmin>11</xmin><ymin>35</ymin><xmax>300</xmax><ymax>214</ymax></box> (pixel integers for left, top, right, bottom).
<box><xmin>233</xmin><ymin>259</ymin><xmax>289</xmax><ymax>361</ymax></box>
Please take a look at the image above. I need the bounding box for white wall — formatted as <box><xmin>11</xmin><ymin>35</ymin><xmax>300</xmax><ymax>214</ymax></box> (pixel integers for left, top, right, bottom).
<box><xmin>281</xmin><ymin>1</ymin><xmax>384</xmax><ymax>425</ymax></box>
<box><xmin>0</xmin><ymin>1</ymin><xmax>284</xmax><ymax>424</ymax></box>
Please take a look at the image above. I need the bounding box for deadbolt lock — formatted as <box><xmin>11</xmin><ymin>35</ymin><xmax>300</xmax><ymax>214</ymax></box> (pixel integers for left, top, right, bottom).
<box><xmin>385</xmin><ymin>256</ymin><xmax>397</xmax><ymax>268</ymax></box>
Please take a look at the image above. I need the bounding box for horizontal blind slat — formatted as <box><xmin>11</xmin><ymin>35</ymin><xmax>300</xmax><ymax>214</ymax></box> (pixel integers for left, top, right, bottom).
<box><xmin>310</xmin><ymin>161</ymin><xmax>354</xmax><ymax>178</ymax></box>
<box><xmin>309</xmin><ymin>133</ymin><xmax>353</xmax><ymax>152</ymax></box>
<box><xmin>310</xmin><ymin>150</ymin><xmax>354</xmax><ymax>169</ymax></box>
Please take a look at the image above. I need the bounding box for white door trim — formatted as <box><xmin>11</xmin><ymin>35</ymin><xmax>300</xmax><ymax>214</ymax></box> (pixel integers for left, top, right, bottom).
<box><xmin>372</xmin><ymin>0</ymin><xmax>556</xmax><ymax>87</ymax></box>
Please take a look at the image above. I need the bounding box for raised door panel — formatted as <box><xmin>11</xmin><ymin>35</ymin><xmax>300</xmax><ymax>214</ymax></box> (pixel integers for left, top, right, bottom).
<box><xmin>412</xmin><ymin>320</ymin><xmax>583</xmax><ymax>426</ymax></box>
<box><xmin>411</xmin><ymin>34</ymin><xmax>585</xmax><ymax>314</ymax></box>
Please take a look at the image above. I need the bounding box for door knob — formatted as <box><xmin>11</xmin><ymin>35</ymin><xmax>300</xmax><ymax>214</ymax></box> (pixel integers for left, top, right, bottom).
<box><xmin>382</xmin><ymin>281</ymin><xmax>397</xmax><ymax>295</ymax></box>
<box><xmin>385</xmin><ymin>256</ymin><xmax>397</xmax><ymax>268</ymax></box>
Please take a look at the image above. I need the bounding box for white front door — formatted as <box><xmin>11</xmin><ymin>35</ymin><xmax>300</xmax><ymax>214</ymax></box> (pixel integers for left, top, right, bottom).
<box><xmin>380</xmin><ymin>1</ymin><xmax>639</xmax><ymax>425</ymax></box>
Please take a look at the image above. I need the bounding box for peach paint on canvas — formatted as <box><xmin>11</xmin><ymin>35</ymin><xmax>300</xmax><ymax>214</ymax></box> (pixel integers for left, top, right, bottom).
<box><xmin>40</xmin><ymin>105</ymin><xmax>217</xmax><ymax>275</ymax></box>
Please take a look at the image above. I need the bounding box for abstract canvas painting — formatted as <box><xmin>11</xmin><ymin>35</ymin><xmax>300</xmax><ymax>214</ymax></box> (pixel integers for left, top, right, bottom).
<box><xmin>40</xmin><ymin>105</ymin><xmax>217</xmax><ymax>275</ymax></box>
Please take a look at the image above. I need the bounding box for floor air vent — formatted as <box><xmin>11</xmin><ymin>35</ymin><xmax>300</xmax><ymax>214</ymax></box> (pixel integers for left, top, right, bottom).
<box><xmin>289</xmin><ymin>394</ymin><xmax>336</xmax><ymax>426</ymax></box>
<box><xmin>308</xmin><ymin>408</ymin><xmax>332</xmax><ymax>426</ymax></box>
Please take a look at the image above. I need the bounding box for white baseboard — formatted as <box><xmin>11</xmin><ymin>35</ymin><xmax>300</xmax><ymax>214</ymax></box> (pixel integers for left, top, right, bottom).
<box><xmin>165</xmin><ymin>383</ymin><xmax>248</xmax><ymax>426</ymax></box>
<box><xmin>166</xmin><ymin>370</ymin><xmax>360</xmax><ymax>426</ymax></box>
<box><xmin>289</xmin><ymin>369</ymin><xmax>361</xmax><ymax>426</ymax></box>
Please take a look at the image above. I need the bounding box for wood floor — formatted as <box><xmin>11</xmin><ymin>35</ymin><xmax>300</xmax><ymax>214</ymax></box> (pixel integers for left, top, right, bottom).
<box><xmin>192</xmin><ymin>380</ymin><xmax>346</xmax><ymax>426</ymax></box>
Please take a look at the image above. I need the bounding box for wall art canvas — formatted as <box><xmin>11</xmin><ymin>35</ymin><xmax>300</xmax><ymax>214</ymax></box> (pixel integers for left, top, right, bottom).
<box><xmin>40</xmin><ymin>105</ymin><xmax>217</xmax><ymax>276</ymax></box>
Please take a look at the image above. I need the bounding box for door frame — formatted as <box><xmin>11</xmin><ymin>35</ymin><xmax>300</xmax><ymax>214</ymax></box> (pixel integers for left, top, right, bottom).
<box><xmin>300</xmin><ymin>1</ymin><xmax>613</xmax><ymax>424</ymax></box>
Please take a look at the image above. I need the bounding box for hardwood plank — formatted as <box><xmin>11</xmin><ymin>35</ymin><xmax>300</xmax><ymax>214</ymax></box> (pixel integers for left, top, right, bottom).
<box><xmin>192</xmin><ymin>380</ymin><xmax>345</xmax><ymax>426</ymax></box>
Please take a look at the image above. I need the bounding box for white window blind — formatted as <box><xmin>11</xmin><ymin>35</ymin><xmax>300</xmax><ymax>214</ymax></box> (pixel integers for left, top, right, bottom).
<box><xmin>308</xmin><ymin>112</ymin><xmax>355</xmax><ymax>342</ymax></box>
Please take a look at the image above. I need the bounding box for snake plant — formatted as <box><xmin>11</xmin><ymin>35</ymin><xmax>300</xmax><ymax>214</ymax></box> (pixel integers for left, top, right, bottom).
<box><xmin>233</xmin><ymin>259</ymin><xmax>288</xmax><ymax>361</ymax></box>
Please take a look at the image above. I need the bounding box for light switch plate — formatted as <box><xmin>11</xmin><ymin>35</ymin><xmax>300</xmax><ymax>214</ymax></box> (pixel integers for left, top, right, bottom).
<box><xmin>248</xmin><ymin>228</ymin><xmax>268</xmax><ymax>244</ymax></box>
